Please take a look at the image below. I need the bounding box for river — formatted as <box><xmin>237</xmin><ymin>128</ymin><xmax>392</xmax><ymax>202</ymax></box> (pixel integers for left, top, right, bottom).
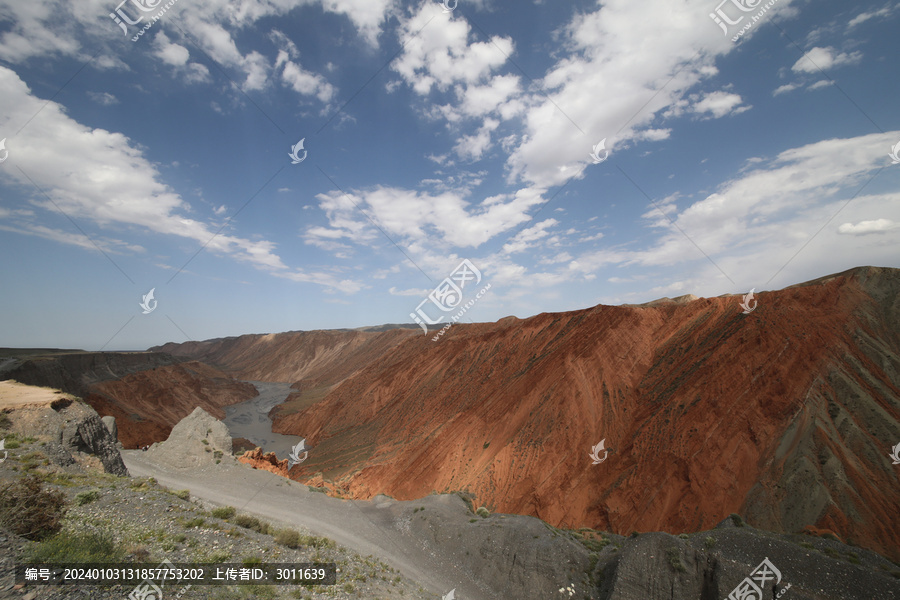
<box><xmin>222</xmin><ymin>380</ymin><xmax>304</xmax><ymax>461</ymax></box>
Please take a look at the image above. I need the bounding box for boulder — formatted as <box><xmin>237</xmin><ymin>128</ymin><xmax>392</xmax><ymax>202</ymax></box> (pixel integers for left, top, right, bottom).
<box><xmin>145</xmin><ymin>407</ymin><xmax>233</xmax><ymax>469</ymax></box>
<box><xmin>60</xmin><ymin>404</ymin><xmax>128</xmax><ymax>476</ymax></box>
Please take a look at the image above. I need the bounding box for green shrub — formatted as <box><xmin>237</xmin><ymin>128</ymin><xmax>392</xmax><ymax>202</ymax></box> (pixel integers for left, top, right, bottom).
<box><xmin>180</xmin><ymin>517</ymin><xmax>205</xmax><ymax>529</ymax></box>
<box><xmin>275</xmin><ymin>529</ymin><xmax>301</xmax><ymax>549</ymax></box>
<box><xmin>704</xmin><ymin>536</ymin><xmax>716</xmax><ymax>549</ymax></box>
<box><xmin>728</xmin><ymin>514</ymin><xmax>746</xmax><ymax>527</ymax></box>
<box><xmin>0</xmin><ymin>411</ymin><xmax>11</xmax><ymax>429</ymax></box>
<box><xmin>667</xmin><ymin>547</ymin><xmax>686</xmax><ymax>572</ymax></box>
<box><xmin>211</xmin><ymin>506</ymin><xmax>236</xmax><ymax>520</ymax></box>
<box><xmin>289</xmin><ymin>534</ymin><xmax>336</xmax><ymax>549</ymax></box>
<box><xmin>476</xmin><ymin>507</ymin><xmax>490</xmax><ymax>518</ymax></box>
<box><xmin>243</xmin><ymin>556</ymin><xmax>263</xmax><ymax>567</ymax></box>
<box><xmin>206</xmin><ymin>550</ymin><xmax>231</xmax><ymax>562</ymax></box>
<box><xmin>4</xmin><ymin>439</ymin><xmax>20</xmax><ymax>449</ymax></box>
<box><xmin>27</xmin><ymin>530</ymin><xmax>123</xmax><ymax>562</ymax></box>
<box><xmin>0</xmin><ymin>475</ymin><xmax>67</xmax><ymax>540</ymax></box>
<box><xmin>172</xmin><ymin>489</ymin><xmax>190</xmax><ymax>501</ymax></box>
<box><xmin>75</xmin><ymin>489</ymin><xmax>102</xmax><ymax>506</ymax></box>
<box><xmin>579</xmin><ymin>536</ymin><xmax>610</xmax><ymax>552</ymax></box>
<box><xmin>233</xmin><ymin>514</ymin><xmax>270</xmax><ymax>534</ymax></box>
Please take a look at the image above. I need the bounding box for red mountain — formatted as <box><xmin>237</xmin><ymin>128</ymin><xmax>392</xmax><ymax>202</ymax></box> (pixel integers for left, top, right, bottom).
<box><xmin>273</xmin><ymin>266</ymin><xmax>900</xmax><ymax>560</ymax></box>
<box><xmin>159</xmin><ymin>266</ymin><xmax>900</xmax><ymax>561</ymax></box>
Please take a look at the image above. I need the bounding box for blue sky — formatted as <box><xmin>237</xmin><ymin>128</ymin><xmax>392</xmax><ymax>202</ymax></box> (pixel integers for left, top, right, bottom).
<box><xmin>0</xmin><ymin>0</ymin><xmax>898</xmax><ymax>351</ymax></box>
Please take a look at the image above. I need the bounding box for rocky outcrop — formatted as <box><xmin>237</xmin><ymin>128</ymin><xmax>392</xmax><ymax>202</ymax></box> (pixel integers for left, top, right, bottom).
<box><xmin>361</xmin><ymin>493</ymin><xmax>900</xmax><ymax>599</ymax></box>
<box><xmin>264</xmin><ymin>266</ymin><xmax>900</xmax><ymax>561</ymax></box>
<box><xmin>60</xmin><ymin>403</ymin><xmax>128</xmax><ymax>476</ymax></box>
<box><xmin>144</xmin><ymin>407</ymin><xmax>233</xmax><ymax>470</ymax></box>
<box><xmin>237</xmin><ymin>447</ymin><xmax>289</xmax><ymax>476</ymax></box>
<box><xmin>0</xmin><ymin>384</ymin><xmax>128</xmax><ymax>476</ymax></box>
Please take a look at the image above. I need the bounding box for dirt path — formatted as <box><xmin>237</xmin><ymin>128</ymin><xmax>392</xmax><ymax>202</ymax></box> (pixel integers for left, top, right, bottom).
<box><xmin>122</xmin><ymin>451</ymin><xmax>489</xmax><ymax>600</ymax></box>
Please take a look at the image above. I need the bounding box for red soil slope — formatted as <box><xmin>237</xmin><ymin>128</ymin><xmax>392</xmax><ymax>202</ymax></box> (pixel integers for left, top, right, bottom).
<box><xmin>86</xmin><ymin>361</ymin><xmax>257</xmax><ymax>448</ymax></box>
<box><xmin>266</xmin><ymin>266</ymin><xmax>900</xmax><ymax>560</ymax></box>
<box><xmin>151</xmin><ymin>329</ymin><xmax>417</xmax><ymax>384</ymax></box>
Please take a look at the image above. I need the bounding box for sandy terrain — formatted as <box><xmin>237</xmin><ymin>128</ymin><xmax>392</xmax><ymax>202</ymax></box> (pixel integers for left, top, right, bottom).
<box><xmin>122</xmin><ymin>450</ymin><xmax>488</xmax><ymax>600</ymax></box>
<box><xmin>0</xmin><ymin>380</ymin><xmax>73</xmax><ymax>408</ymax></box>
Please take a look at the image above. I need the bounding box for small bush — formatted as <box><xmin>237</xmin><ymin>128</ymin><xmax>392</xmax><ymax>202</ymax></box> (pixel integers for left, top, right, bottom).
<box><xmin>0</xmin><ymin>475</ymin><xmax>67</xmax><ymax>540</ymax></box>
<box><xmin>298</xmin><ymin>534</ymin><xmax>335</xmax><ymax>549</ymax></box>
<box><xmin>173</xmin><ymin>534</ymin><xmax>187</xmax><ymax>543</ymax></box>
<box><xmin>207</xmin><ymin>550</ymin><xmax>231</xmax><ymax>562</ymax></box>
<box><xmin>4</xmin><ymin>439</ymin><xmax>20</xmax><ymax>449</ymax></box>
<box><xmin>275</xmin><ymin>529</ymin><xmax>301</xmax><ymax>549</ymax></box>
<box><xmin>27</xmin><ymin>530</ymin><xmax>123</xmax><ymax>562</ymax></box>
<box><xmin>172</xmin><ymin>489</ymin><xmax>190</xmax><ymax>501</ymax></box>
<box><xmin>728</xmin><ymin>514</ymin><xmax>746</xmax><ymax>527</ymax></box>
<box><xmin>703</xmin><ymin>536</ymin><xmax>716</xmax><ymax>549</ymax></box>
<box><xmin>243</xmin><ymin>556</ymin><xmax>263</xmax><ymax>567</ymax></box>
<box><xmin>667</xmin><ymin>547</ymin><xmax>686</xmax><ymax>572</ymax></box>
<box><xmin>201</xmin><ymin>439</ymin><xmax>209</xmax><ymax>445</ymax></box>
<box><xmin>233</xmin><ymin>514</ymin><xmax>270</xmax><ymax>535</ymax></box>
<box><xmin>75</xmin><ymin>489</ymin><xmax>101</xmax><ymax>506</ymax></box>
<box><xmin>180</xmin><ymin>517</ymin><xmax>205</xmax><ymax>529</ymax></box>
<box><xmin>476</xmin><ymin>507</ymin><xmax>490</xmax><ymax>518</ymax></box>
<box><xmin>211</xmin><ymin>506</ymin><xmax>236</xmax><ymax>520</ymax></box>
<box><xmin>0</xmin><ymin>411</ymin><xmax>11</xmax><ymax>429</ymax></box>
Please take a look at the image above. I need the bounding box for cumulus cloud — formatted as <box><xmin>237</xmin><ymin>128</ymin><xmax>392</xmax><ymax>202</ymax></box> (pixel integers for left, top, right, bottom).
<box><xmin>502</xmin><ymin>219</ymin><xmax>559</xmax><ymax>254</ymax></box>
<box><xmin>791</xmin><ymin>46</ymin><xmax>863</xmax><ymax>74</ymax></box>
<box><xmin>0</xmin><ymin>66</ymin><xmax>358</xmax><ymax>294</ymax></box>
<box><xmin>304</xmin><ymin>185</ymin><xmax>549</xmax><ymax>260</ymax></box>
<box><xmin>692</xmin><ymin>91</ymin><xmax>750</xmax><ymax>118</ymax></box>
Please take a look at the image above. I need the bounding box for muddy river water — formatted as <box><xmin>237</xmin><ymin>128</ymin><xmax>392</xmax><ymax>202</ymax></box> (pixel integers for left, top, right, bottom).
<box><xmin>222</xmin><ymin>380</ymin><xmax>305</xmax><ymax>461</ymax></box>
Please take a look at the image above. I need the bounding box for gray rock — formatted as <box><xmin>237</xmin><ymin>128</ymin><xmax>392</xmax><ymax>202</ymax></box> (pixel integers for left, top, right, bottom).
<box><xmin>59</xmin><ymin>402</ymin><xmax>129</xmax><ymax>476</ymax></box>
<box><xmin>145</xmin><ymin>407</ymin><xmax>233</xmax><ymax>469</ymax></box>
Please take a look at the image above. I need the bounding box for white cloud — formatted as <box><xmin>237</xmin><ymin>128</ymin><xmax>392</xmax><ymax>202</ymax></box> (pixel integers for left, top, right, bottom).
<box><xmin>773</xmin><ymin>83</ymin><xmax>800</xmax><ymax>96</ymax></box>
<box><xmin>848</xmin><ymin>6</ymin><xmax>895</xmax><ymax>28</ymax></box>
<box><xmin>454</xmin><ymin>118</ymin><xmax>499</xmax><ymax>161</ymax></box>
<box><xmin>277</xmin><ymin>50</ymin><xmax>336</xmax><ymax>103</ymax></box>
<box><xmin>837</xmin><ymin>219</ymin><xmax>900</xmax><ymax>235</ymax></box>
<box><xmin>807</xmin><ymin>79</ymin><xmax>834</xmax><ymax>91</ymax></box>
<box><xmin>502</xmin><ymin>219</ymin><xmax>559</xmax><ymax>254</ymax></box>
<box><xmin>306</xmin><ymin>185</ymin><xmax>548</xmax><ymax>254</ymax></box>
<box><xmin>692</xmin><ymin>91</ymin><xmax>750</xmax><ymax>118</ymax></box>
<box><xmin>0</xmin><ymin>66</ymin><xmax>297</xmax><ymax>276</ymax></box>
<box><xmin>88</xmin><ymin>91</ymin><xmax>119</xmax><ymax>106</ymax></box>
<box><xmin>791</xmin><ymin>47</ymin><xmax>863</xmax><ymax>74</ymax></box>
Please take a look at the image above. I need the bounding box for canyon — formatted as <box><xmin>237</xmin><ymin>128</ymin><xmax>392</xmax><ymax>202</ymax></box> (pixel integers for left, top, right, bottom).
<box><xmin>4</xmin><ymin>265</ymin><xmax>898</xmax><ymax>564</ymax></box>
<box><xmin>154</xmin><ymin>266</ymin><xmax>900</xmax><ymax>562</ymax></box>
